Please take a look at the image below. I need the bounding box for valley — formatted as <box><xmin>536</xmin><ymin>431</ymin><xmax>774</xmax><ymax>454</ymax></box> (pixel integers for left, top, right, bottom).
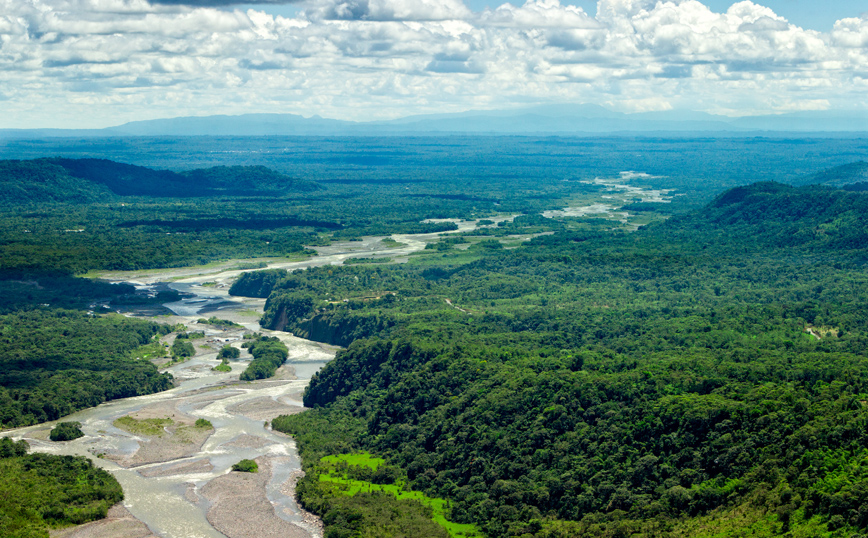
<box><xmin>2</xmin><ymin>139</ymin><xmax>868</xmax><ymax>538</ymax></box>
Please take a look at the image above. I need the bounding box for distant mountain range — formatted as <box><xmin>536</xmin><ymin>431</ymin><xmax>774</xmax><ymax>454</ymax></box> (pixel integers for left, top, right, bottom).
<box><xmin>2</xmin><ymin>105</ymin><xmax>867</xmax><ymax>138</ymax></box>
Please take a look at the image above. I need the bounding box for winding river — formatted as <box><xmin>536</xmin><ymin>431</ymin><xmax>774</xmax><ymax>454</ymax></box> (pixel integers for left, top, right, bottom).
<box><xmin>5</xmin><ymin>173</ymin><xmax>667</xmax><ymax>537</ymax></box>
<box><xmin>4</xmin><ymin>220</ymin><xmax>499</xmax><ymax>538</ymax></box>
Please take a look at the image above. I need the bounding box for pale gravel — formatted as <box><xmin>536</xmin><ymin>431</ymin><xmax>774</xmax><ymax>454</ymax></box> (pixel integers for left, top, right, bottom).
<box><xmin>137</xmin><ymin>457</ymin><xmax>214</xmax><ymax>477</ymax></box>
<box><xmin>281</xmin><ymin>470</ymin><xmax>325</xmax><ymax>536</ymax></box>
<box><xmin>219</xmin><ymin>434</ymin><xmax>276</xmax><ymax>450</ymax></box>
<box><xmin>225</xmin><ymin>396</ymin><xmax>306</xmax><ymax>422</ymax></box>
<box><xmin>106</xmin><ymin>400</ymin><xmax>214</xmax><ymax>468</ymax></box>
<box><xmin>202</xmin><ymin>456</ymin><xmax>316</xmax><ymax>538</ymax></box>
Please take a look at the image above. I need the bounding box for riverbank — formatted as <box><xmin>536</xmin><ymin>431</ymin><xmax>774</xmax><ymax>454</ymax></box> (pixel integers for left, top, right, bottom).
<box><xmin>15</xmin><ymin>229</ymin><xmax>489</xmax><ymax>538</ymax></box>
<box><xmin>50</xmin><ymin>504</ymin><xmax>157</xmax><ymax>538</ymax></box>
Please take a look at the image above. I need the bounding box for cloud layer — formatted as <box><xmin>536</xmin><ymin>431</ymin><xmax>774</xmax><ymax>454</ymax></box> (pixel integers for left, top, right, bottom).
<box><xmin>0</xmin><ymin>0</ymin><xmax>866</xmax><ymax>128</ymax></box>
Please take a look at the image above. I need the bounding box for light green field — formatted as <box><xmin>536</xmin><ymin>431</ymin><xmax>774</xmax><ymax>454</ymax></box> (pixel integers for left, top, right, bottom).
<box><xmin>320</xmin><ymin>453</ymin><xmax>483</xmax><ymax>538</ymax></box>
<box><xmin>113</xmin><ymin>416</ymin><xmax>174</xmax><ymax>436</ymax></box>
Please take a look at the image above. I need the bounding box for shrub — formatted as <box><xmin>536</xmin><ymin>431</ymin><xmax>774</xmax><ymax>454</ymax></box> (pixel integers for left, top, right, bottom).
<box><xmin>218</xmin><ymin>345</ymin><xmax>240</xmax><ymax>359</ymax></box>
<box><xmin>232</xmin><ymin>459</ymin><xmax>258</xmax><ymax>473</ymax></box>
<box><xmin>49</xmin><ymin>422</ymin><xmax>84</xmax><ymax>442</ymax></box>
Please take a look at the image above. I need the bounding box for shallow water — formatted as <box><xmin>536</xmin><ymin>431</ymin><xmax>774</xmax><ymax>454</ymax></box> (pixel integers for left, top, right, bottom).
<box><xmin>6</xmin><ymin>225</ymin><xmax>499</xmax><ymax>537</ymax></box>
<box><xmin>6</xmin><ymin>273</ymin><xmax>337</xmax><ymax>537</ymax></box>
<box><xmin>542</xmin><ymin>171</ymin><xmax>675</xmax><ymax>220</ymax></box>
<box><xmin>9</xmin><ymin>347</ymin><xmax>324</xmax><ymax>537</ymax></box>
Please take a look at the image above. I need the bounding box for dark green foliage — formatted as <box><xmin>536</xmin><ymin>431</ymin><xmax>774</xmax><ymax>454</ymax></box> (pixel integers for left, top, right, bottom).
<box><xmin>810</xmin><ymin>161</ymin><xmax>868</xmax><ymax>186</ymax></box>
<box><xmin>261</xmin><ymin>294</ymin><xmax>315</xmax><ymax>329</ymax></box>
<box><xmin>170</xmin><ymin>338</ymin><xmax>195</xmax><ymax>359</ymax></box>
<box><xmin>239</xmin><ymin>337</ymin><xmax>288</xmax><ymax>380</ymax></box>
<box><xmin>0</xmin><ymin>450</ymin><xmax>123</xmax><ymax>538</ymax></box>
<box><xmin>195</xmin><ymin>418</ymin><xmax>213</xmax><ymax>428</ymax></box>
<box><xmin>0</xmin><ymin>310</ymin><xmax>173</xmax><ymax>428</ymax></box>
<box><xmin>0</xmin><ymin>275</ymin><xmax>138</xmax><ymax>314</ymax></box>
<box><xmin>49</xmin><ymin>422</ymin><xmax>84</xmax><ymax>442</ymax></box>
<box><xmin>0</xmin><ymin>160</ymin><xmax>110</xmax><ymax>205</ymax></box>
<box><xmin>4</xmin><ymin>140</ymin><xmax>868</xmax><ymax>537</ymax></box>
<box><xmin>269</xmin><ymin>411</ymin><xmax>449</xmax><ymax>538</ymax></box>
<box><xmin>218</xmin><ymin>345</ymin><xmax>240</xmax><ymax>359</ymax></box>
<box><xmin>45</xmin><ymin>158</ymin><xmax>321</xmax><ymax>198</ymax></box>
<box><xmin>0</xmin><ymin>437</ymin><xmax>29</xmax><ymax>459</ymax></box>
<box><xmin>179</xmin><ymin>165</ymin><xmax>321</xmax><ymax>194</ymax></box>
<box><xmin>318</xmin><ymin>492</ymin><xmax>448</xmax><ymax>538</ymax></box>
<box><xmin>174</xmin><ymin>331</ymin><xmax>204</xmax><ymax>340</ymax></box>
<box><xmin>198</xmin><ymin>317</ymin><xmax>242</xmax><ymax>328</ymax></box>
<box><xmin>47</xmin><ymin>158</ymin><xmax>191</xmax><ymax>198</ymax></box>
<box><xmin>663</xmin><ymin>182</ymin><xmax>868</xmax><ymax>253</ymax></box>
<box><xmin>0</xmin><ymin>157</ymin><xmax>331</xmax><ymax>273</ymax></box>
<box><xmin>272</xmin><ymin>182</ymin><xmax>868</xmax><ymax>537</ymax></box>
<box><xmin>229</xmin><ymin>269</ymin><xmax>290</xmax><ymax>298</ymax></box>
<box><xmin>232</xmin><ymin>459</ymin><xmax>258</xmax><ymax>472</ymax></box>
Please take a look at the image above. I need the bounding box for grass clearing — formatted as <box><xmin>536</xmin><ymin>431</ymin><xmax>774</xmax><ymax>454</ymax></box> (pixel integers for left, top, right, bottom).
<box><xmin>113</xmin><ymin>416</ymin><xmax>174</xmax><ymax>437</ymax></box>
<box><xmin>319</xmin><ymin>453</ymin><xmax>483</xmax><ymax>538</ymax></box>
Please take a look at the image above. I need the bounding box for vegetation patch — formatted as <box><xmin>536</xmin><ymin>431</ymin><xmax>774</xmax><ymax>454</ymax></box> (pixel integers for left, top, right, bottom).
<box><xmin>344</xmin><ymin>257</ymin><xmax>392</xmax><ymax>265</ymax></box>
<box><xmin>0</xmin><ymin>437</ymin><xmax>122</xmax><ymax>538</ymax></box>
<box><xmin>232</xmin><ymin>459</ymin><xmax>258</xmax><ymax>473</ymax></box>
<box><xmin>49</xmin><ymin>422</ymin><xmax>84</xmax><ymax>442</ymax></box>
<box><xmin>0</xmin><ymin>310</ymin><xmax>174</xmax><ymax>429</ymax></box>
<box><xmin>318</xmin><ymin>453</ymin><xmax>483</xmax><ymax>538</ymax></box>
<box><xmin>198</xmin><ymin>316</ymin><xmax>242</xmax><ymax>328</ymax></box>
<box><xmin>194</xmin><ymin>418</ymin><xmax>213</xmax><ymax>428</ymax></box>
<box><xmin>217</xmin><ymin>345</ymin><xmax>241</xmax><ymax>359</ymax></box>
<box><xmin>239</xmin><ymin>336</ymin><xmax>288</xmax><ymax>380</ymax></box>
<box><xmin>113</xmin><ymin>416</ymin><xmax>174</xmax><ymax>437</ymax></box>
<box><xmin>132</xmin><ymin>340</ymin><xmax>168</xmax><ymax>360</ymax></box>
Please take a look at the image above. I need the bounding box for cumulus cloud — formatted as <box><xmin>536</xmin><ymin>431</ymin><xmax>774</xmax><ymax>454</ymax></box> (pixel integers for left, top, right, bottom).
<box><xmin>310</xmin><ymin>0</ymin><xmax>472</xmax><ymax>21</ymax></box>
<box><xmin>0</xmin><ymin>0</ymin><xmax>866</xmax><ymax>128</ymax></box>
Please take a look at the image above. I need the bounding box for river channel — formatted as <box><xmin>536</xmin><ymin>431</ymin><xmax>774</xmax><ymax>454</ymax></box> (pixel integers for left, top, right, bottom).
<box><xmin>5</xmin><ymin>173</ymin><xmax>667</xmax><ymax>537</ymax></box>
<box><xmin>4</xmin><ymin>219</ymin><xmax>500</xmax><ymax>538</ymax></box>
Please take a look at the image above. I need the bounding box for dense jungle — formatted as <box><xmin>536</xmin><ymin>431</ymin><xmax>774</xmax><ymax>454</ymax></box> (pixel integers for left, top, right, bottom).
<box><xmin>1</xmin><ymin>136</ymin><xmax>868</xmax><ymax>538</ymax></box>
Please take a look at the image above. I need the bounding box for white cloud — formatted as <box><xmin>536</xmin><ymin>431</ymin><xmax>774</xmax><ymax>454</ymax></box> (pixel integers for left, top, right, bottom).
<box><xmin>0</xmin><ymin>0</ymin><xmax>866</xmax><ymax>128</ymax></box>
<box><xmin>309</xmin><ymin>0</ymin><xmax>472</xmax><ymax>21</ymax></box>
<box><xmin>831</xmin><ymin>16</ymin><xmax>868</xmax><ymax>48</ymax></box>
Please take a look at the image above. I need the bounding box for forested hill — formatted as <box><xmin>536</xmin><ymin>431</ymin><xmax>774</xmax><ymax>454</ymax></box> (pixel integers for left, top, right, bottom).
<box><xmin>809</xmin><ymin>161</ymin><xmax>868</xmax><ymax>187</ymax></box>
<box><xmin>261</xmin><ymin>180</ymin><xmax>868</xmax><ymax>537</ymax></box>
<box><xmin>653</xmin><ymin>182</ymin><xmax>868</xmax><ymax>254</ymax></box>
<box><xmin>0</xmin><ymin>158</ymin><xmax>321</xmax><ymax>204</ymax></box>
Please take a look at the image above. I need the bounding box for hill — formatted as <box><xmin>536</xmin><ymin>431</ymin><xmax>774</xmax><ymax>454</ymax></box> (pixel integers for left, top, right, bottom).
<box><xmin>0</xmin><ymin>158</ymin><xmax>321</xmax><ymax>204</ymax></box>
<box><xmin>655</xmin><ymin>182</ymin><xmax>868</xmax><ymax>253</ymax></box>
<box><xmin>0</xmin><ymin>160</ymin><xmax>111</xmax><ymax>205</ymax></box>
<box><xmin>808</xmin><ymin>161</ymin><xmax>868</xmax><ymax>188</ymax></box>
<box><xmin>257</xmin><ymin>182</ymin><xmax>868</xmax><ymax>537</ymax></box>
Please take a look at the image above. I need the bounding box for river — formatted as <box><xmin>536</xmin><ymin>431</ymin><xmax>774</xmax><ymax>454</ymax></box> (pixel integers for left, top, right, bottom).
<box><xmin>4</xmin><ymin>219</ymin><xmax>504</xmax><ymax>538</ymax></box>
<box><xmin>4</xmin><ymin>177</ymin><xmax>664</xmax><ymax>536</ymax></box>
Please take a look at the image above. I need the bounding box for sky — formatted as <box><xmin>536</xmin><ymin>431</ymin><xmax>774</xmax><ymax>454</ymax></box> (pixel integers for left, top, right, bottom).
<box><xmin>1</xmin><ymin>0</ymin><xmax>867</xmax><ymax>129</ymax></box>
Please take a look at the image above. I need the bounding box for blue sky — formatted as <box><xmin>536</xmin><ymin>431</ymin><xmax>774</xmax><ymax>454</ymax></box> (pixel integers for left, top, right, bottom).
<box><xmin>1</xmin><ymin>0</ymin><xmax>867</xmax><ymax>129</ymax></box>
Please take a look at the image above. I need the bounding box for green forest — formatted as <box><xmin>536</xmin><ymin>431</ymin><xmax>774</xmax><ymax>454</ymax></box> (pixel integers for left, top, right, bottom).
<box><xmin>248</xmin><ymin>183</ymin><xmax>868</xmax><ymax>537</ymax></box>
<box><xmin>0</xmin><ymin>437</ymin><xmax>123</xmax><ymax>538</ymax></box>
<box><xmin>1</xmin><ymin>141</ymin><xmax>868</xmax><ymax>537</ymax></box>
<box><xmin>0</xmin><ymin>309</ymin><xmax>174</xmax><ymax>428</ymax></box>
